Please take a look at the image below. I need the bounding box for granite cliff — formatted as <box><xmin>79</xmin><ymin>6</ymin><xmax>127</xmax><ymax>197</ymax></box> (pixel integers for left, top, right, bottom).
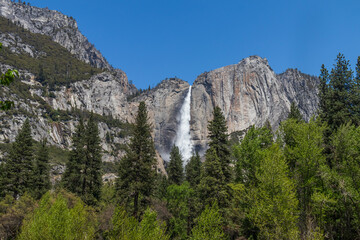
<box><xmin>0</xmin><ymin>0</ymin><xmax>111</xmax><ymax>69</ymax></box>
<box><xmin>190</xmin><ymin>56</ymin><xmax>319</xmax><ymax>153</ymax></box>
<box><xmin>0</xmin><ymin>1</ymin><xmax>319</xmax><ymax>174</ymax></box>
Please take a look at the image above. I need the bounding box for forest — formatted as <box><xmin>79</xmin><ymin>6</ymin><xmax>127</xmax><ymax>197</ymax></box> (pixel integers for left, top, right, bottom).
<box><xmin>1</xmin><ymin>51</ymin><xmax>360</xmax><ymax>240</ymax></box>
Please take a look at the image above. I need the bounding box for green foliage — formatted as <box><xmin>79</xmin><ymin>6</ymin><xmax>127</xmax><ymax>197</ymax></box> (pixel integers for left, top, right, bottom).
<box><xmin>247</xmin><ymin>144</ymin><xmax>299</xmax><ymax>240</ymax></box>
<box><xmin>185</xmin><ymin>152</ymin><xmax>201</xmax><ymax>187</ymax></box>
<box><xmin>62</xmin><ymin>119</ymin><xmax>85</xmax><ymax>196</ymax></box>
<box><xmin>0</xmin><ymin>16</ymin><xmax>102</xmax><ymax>88</ymax></box>
<box><xmin>18</xmin><ymin>191</ymin><xmax>96</xmax><ymax>240</ymax></box>
<box><xmin>0</xmin><ymin>194</ymin><xmax>36</xmax><ymax>240</ymax></box>
<box><xmin>166</xmin><ymin>182</ymin><xmax>194</xmax><ymax>239</ymax></box>
<box><xmin>190</xmin><ymin>204</ymin><xmax>225</xmax><ymax>240</ymax></box>
<box><xmin>2</xmin><ymin>119</ymin><xmax>35</xmax><ymax>198</ymax></box>
<box><xmin>116</xmin><ymin>102</ymin><xmax>157</xmax><ymax>218</ymax></box>
<box><xmin>198</xmin><ymin>148</ymin><xmax>229</xmax><ymax>212</ymax></box>
<box><xmin>167</xmin><ymin>145</ymin><xmax>184</xmax><ymax>185</ymax></box>
<box><xmin>207</xmin><ymin>106</ymin><xmax>232</xmax><ymax>183</ymax></box>
<box><xmin>82</xmin><ymin>113</ymin><xmax>103</xmax><ymax>205</ymax></box>
<box><xmin>318</xmin><ymin>53</ymin><xmax>360</xmax><ymax>130</ymax></box>
<box><xmin>288</xmin><ymin>102</ymin><xmax>303</xmax><ymax>121</ymax></box>
<box><xmin>233</xmin><ymin>125</ymin><xmax>273</xmax><ymax>185</ymax></box>
<box><xmin>0</xmin><ymin>41</ymin><xmax>18</xmax><ymax>110</ymax></box>
<box><xmin>62</xmin><ymin>114</ymin><xmax>103</xmax><ymax>206</ymax></box>
<box><xmin>109</xmin><ymin>206</ymin><xmax>169</xmax><ymax>240</ymax></box>
<box><xmin>33</xmin><ymin>138</ymin><xmax>50</xmax><ymax>199</ymax></box>
<box><xmin>280</xmin><ymin>119</ymin><xmax>325</xmax><ymax>237</ymax></box>
<box><xmin>315</xmin><ymin>123</ymin><xmax>360</xmax><ymax>239</ymax></box>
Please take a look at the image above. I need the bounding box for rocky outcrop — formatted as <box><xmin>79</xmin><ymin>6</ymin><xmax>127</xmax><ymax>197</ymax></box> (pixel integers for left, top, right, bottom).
<box><xmin>128</xmin><ymin>78</ymin><xmax>190</xmax><ymax>161</ymax></box>
<box><xmin>190</xmin><ymin>56</ymin><xmax>319</xmax><ymax>153</ymax></box>
<box><xmin>0</xmin><ymin>0</ymin><xmax>111</xmax><ymax>69</ymax></box>
<box><xmin>51</xmin><ymin>70</ymin><xmax>136</xmax><ymax>121</ymax></box>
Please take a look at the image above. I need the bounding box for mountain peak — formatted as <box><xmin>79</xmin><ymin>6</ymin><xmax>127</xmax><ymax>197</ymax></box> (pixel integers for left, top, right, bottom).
<box><xmin>0</xmin><ymin>0</ymin><xmax>111</xmax><ymax>70</ymax></box>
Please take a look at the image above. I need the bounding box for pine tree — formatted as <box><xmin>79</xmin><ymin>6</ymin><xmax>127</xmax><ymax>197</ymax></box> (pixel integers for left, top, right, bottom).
<box><xmin>207</xmin><ymin>106</ymin><xmax>232</xmax><ymax>183</ymax></box>
<box><xmin>62</xmin><ymin>119</ymin><xmax>85</xmax><ymax>196</ymax></box>
<box><xmin>82</xmin><ymin>113</ymin><xmax>102</xmax><ymax>205</ymax></box>
<box><xmin>328</xmin><ymin>54</ymin><xmax>353</xmax><ymax>129</ymax></box>
<box><xmin>62</xmin><ymin>115</ymin><xmax>102</xmax><ymax>206</ymax></box>
<box><xmin>167</xmin><ymin>145</ymin><xmax>184</xmax><ymax>185</ymax></box>
<box><xmin>288</xmin><ymin>102</ymin><xmax>303</xmax><ymax>121</ymax></box>
<box><xmin>351</xmin><ymin>56</ymin><xmax>360</xmax><ymax>124</ymax></box>
<box><xmin>185</xmin><ymin>152</ymin><xmax>201</xmax><ymax>187</ymax></box>
<box><xmin>33</xmin><ymin>138</ymin><xmax>50</xmax><ymax>199</ymax></box>
<box><xmin>3</xmin><ymin>119</ymin><xmax>34</xmax><ymax>198</ymax></box>
<box><xmin>198</xmin><ymin>148</ymin><xmax>229</xmax><ymax>211</ymax></box>
<box><xmin>116</xmin><ymin>101</ymin><xmax>157</xmax><ymax>218</ymax></box>
<box><xmin>318</xmin><ymin>64</ymin><xmax>330</xmax><ymax>122</ymax></box>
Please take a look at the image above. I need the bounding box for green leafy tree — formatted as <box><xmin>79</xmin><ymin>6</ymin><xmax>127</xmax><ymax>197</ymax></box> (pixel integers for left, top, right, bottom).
<box><xmin>110</xmin><ymin>206</ymin><xmax>169</xmax><ymax>240</ymax></box>
<box><xmin>207</xmin><ymin>106</ymin><xmax>232</xmax><ymax>183</ymax></box>
<box><xmin>247</xmin><ymin>144</ymin><xmax>299</xmax><ymax>240</ymax></box>
<box><xmin>0</xmin><ymin>193</ymin><xmax>36</xmax><ymax>239</ymax></box>
<box><xmin>18</xmin><ymin>191</ymin><xmax>96</xmax><ymax>240</ymax></box>
<box><xmin>33</xmin><ymin>138</ymin><xmax>50</xmax><ymax>199</ymax></box>
<box><xmin>0</xmin><ymin>42</ymin><xmax>18</xmax><ymax>110</ymax></box>
<box><xmin>3</xmin><ymin>119</ymin><xmax>34</xmax><ymax>198</ymax></box>
<box><xmin>116</xmin><ymin>102</ymin><xmax>157</xmax><ymax>218</ymax></box>
<box><xmin>280</xmin><ymin>118</ymin><xmax>325</xmax><ymax>238</ymax></box>
<box><xmin>190</xmin><ymin>203</ymin><xmax>225</xmax><ymax>240</ymax></box>
<box><xmin>317</xmin><ymin>123</ymin><xmax>360</xmax><ymax>239</ymax></box>
<box><xmin>166</xmin><ymin>182</ymin><xmax>194</xmax><ymax>239</ymax></box>
<box><xmin>185</xmin><ymin>152</ymin><xmax>201</xmax><ymax>187</ymax></box>
<box><xmin>167</xmin><ymin>145</ymin><xmax>184</xmax><ymax>185</ymax></box>
<box><xmin>233</xmin><ymin>125</ymin><xmax>273</xmax><ymax>185</ymax></box>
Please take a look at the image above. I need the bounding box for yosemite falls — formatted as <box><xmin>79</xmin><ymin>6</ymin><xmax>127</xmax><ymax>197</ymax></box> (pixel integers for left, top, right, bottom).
<box><xmin>174</xmin><ymin>86</ymin><xmax>193</xmax><ymax>163</ymax></box>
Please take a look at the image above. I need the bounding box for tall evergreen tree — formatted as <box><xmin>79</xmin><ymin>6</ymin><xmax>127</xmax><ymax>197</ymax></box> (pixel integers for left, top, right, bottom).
<box><xmin>198</xmin><ymin>148</ymin><xmax>229</xmax><ymax>211</ymax></box>
<box><xmin>62</xmin><ymin>119</ymin><xmax>85</xmax><ymax>196</ymax></box>
<box><xmin>167</xmin><ymin>145</ymin><xmax>184</xmax><ymax>185</ymax></box>
<box><xmin>287</xmin><ymin>102</ymin><xmax>303</xmax><ymax>122</ymax></box>
<box><xmin>33</xmin><ymin>138</ymin><xmax>50</xmax><ymax>199</ymax></box>
<box><xmin>318</xmin><ymin>64</ymin><xmax>330</xmax><ymax>122</ymax></box>
<box><xmin>319</xmin><ymin>54</ymin><xmax>356</xmax><ymax>130</ymax></box>
<box><xmin>351</xmin><ymin>56</ymin><xmax>360</xmax><ymax>124</ymax></box>
<box><xmin>116</xmin><ymin>102</ymin><xmax>157</xmax><ymax>218</ymax></box>
<box><xmin>207</xmin><ymin>106</ymin><xmax>232</xmax><ymax>183</ymax></box>
<box><xmin>3</xmin><ymin>119</ymin><xmax>34</xmax><ymax>198</ymax></box>
<box><xmin>82</xmin><ymin>113</ymin><xmax>102</xmax><ymax>205</ymax></box>
<box><xmin>62</xmin><ymin>115</ymin><xmax>102</xmax><ymax>205</ymax></box>
<box><xmin>185</xmin><ymin>152</ymin><xmax>201</xmax><ymax>187</ymax></box>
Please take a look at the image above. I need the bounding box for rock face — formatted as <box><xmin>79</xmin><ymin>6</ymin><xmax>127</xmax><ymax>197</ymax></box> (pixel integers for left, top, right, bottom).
<box><xmin>128</xmin><ymin>78</ymin><xmax>190</xmax><ymax>160</ymax></box>
<box><xmin>0</xmin><ymin>0</ymin><xmax>111</xmax><ymax>69</ymax></box>
<box><xmin>51</xmin><ymin>69</ymin><xmax>136</xmax><ymax>121</ymax></box>
<box><xmin>191</xmin><ymin>56</ymin><xmax>319</xmax><ymax>153</ymax></box>
<box><xmin>0</xmin><ymin>1</ymin><xmax>320</xmax><ymax>172</ymax></box>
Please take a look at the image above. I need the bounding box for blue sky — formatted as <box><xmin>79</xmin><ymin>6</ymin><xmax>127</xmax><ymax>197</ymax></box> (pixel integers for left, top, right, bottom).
<box><xmin>28</xmin><ymin>0</ymin><xmax>360</xmax><ymax>89</ymax></box>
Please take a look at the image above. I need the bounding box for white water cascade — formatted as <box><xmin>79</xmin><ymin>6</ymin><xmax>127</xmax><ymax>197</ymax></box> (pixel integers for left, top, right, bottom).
<box><xmin>174</xmin><ymin>86</ymin><xmax>193</xmax><ymax>163</ymax></box>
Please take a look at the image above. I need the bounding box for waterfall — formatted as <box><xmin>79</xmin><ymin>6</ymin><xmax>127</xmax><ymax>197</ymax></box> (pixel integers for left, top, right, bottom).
<box><xmin>174</xmin><ymin>86</ymin><xmax>193</xmax><ymax>164</ymax></box>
